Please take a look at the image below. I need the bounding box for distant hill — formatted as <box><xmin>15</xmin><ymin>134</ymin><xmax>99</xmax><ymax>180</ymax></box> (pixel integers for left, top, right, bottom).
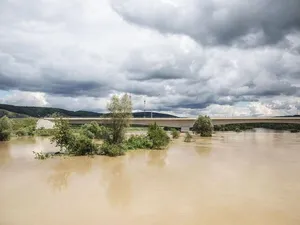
<box><xmin>0</xmin><ymin>109</ymin><xmax>29</xmax><ymax>118</ymax></box>
<box><xmin>0</xmin><ymin>104</ymin><xmax>177</xmax><ymax>118</ymax></box>
<box><xmin>278</xmin><ymin>115</ymin><xmax>300</xmax><ymax>117</ymax></box>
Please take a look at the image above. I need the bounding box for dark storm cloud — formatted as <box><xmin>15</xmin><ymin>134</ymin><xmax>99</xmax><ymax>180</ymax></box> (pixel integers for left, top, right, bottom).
<box><xmin>112</xmin><ymin>0</ymin><xmax>300</xmax><ymax>47</ymax></box>
<box><xmin>0</xmin><ymin>72</ymin><xmax>109</xmax><ymax>97</ymax></box>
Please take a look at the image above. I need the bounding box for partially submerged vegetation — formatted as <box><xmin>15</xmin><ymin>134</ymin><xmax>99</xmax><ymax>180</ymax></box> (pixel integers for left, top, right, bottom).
<box><xmin>0</xmin><ymin>116</ymin><xmax>12</xmax><ymax>141</ymax></box>
<box><xmin>30</xmin><ymin>94</ymin><xmax>171</xmax><ymax>159</ymax></box>
<box><xmin>2</xmin><ymin>96</ymin><xmax>299</xmax><ymax>160</ymax></box>
<box><xmin>192</xmin><ymin>115</ymin><xmax>213</xmax><ymax>137</ymax></box>
<box><xmin>171</xmin><ymin>128</ymin><xmax>180</xmax><ymax>139</ymax></box>
<box><xmin>214</xmin><ymin>123</ymin><xmax>300</xmax><ymax>132</ymax></box>
<box><xmin>184</xmin><ymin>132</ymin><xmax>193</xmax><ymax>142</ymax></box>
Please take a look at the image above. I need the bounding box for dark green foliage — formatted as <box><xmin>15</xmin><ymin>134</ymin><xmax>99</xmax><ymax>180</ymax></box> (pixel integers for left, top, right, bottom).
<box><xmin>100</xmin><ymin>142</ymin><xmax>126</xmax><ymax>157</ymax></box>
<box><xmin>66</xmin><ymin>134</ymin><xmax>99</xmax><ymax>156</ymax></box>
<box><xmin>184</xmin><ymin>132</ymin><xmax>192</xmax><ymax>142</ymax></box>
<box><xmin>125</xmin><ymin>135</ymin><xmax>153</xmax><ymax>150</ymax></box>
<box><xmin>171</xmin><ymin>128</ymin><xmax>180</xmax><ymax>139</ymax></box>
<box><xmin>0</xmin><ymin>116</ymin><xmax>12</xmax><ymax>141</ymax></box>
<box><xmin>50</xmin><ymin>117</ymin><xmax>74</xmax><ymax>151</ymax></box>
<box><xmin>147</xmin><ymin>123</ymin><xmax>170</xmax><ymax>149</ymax></box>
<box><xmin>192</xmin><ymin>115</ymin><xmax>213</xmax><ymax>137</ymax></box>
<box><xmin>290</xmin><ymin>129</ymin><xmax>299</xmax><ymax>133</ymax></box>
<box><xmin>214</xmin><ymin>123</ymin><xmax>300</xmax><ymax>132</ymax></box>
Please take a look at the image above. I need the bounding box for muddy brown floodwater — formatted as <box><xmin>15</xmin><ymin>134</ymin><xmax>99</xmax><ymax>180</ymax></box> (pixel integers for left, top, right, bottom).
<box><xmin>0</xmin><ymin>130</ymin><xmax>300</xmax><ymax>225</ymax></box>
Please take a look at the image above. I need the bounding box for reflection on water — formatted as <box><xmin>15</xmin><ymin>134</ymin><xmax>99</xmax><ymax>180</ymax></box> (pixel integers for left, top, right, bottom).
<box><xmin>99</xmin><ymin>157</ymin><xmax>132</xmax><ymax>208</ymax></box>
<box><xmin>0</xmin><ymin>130</ymin><xmax>300</xmax><ymax>225</ymax></box>
<box><xmin>146</xmin><ymin>150</ymin><xmax>168</xmax><ymax>167</ymax></box>
<box><xmin>47</xmin><ymin>157</ymin><xmax>93</xmax><ymax>191</ymax></box>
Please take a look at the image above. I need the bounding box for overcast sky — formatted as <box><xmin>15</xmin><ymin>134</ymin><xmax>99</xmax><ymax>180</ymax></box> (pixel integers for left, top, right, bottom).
<box><xmin>0</xmin><ymin>0</ymin><xmax>299</xmax><ymax>117</ymax></box>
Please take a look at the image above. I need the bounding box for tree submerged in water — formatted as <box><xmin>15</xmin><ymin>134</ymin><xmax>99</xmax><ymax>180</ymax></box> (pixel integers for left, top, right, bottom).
<box><xmin>192</xmin><ymin>115</ymin><xmax>213</xmax><ymax>137</ymax></box>
<box><xmin>0</xmin><ymin>116</ymin><xmax>12</xmax><ymax>141</ymax></box>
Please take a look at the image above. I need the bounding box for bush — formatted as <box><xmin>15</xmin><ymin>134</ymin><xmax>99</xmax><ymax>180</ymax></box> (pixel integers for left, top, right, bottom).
<box><xmin>16</xmin><ymin>128</ymin><xmax>28</xmax><ymax>136</ymax></box>
<box><xmin>125</xmin><ymin>135</ymin><xmax>153</xmax><ymax>150</ymax></box>
<box><xmin>66</xmin><ymin>134</ymin><xmax>99</xmax><ymax>156</ymax></box>
<box><xmin>81</xmin><ymin>122</ymin><xmax>109</xmax><ymax>139</ymax></box>
<box><xmin>147</xmin><ymin>123</ymin><xmax>170</xmax><ymax>149</ymax></box>
<box><xmin>100</xmin><ymin>142</ymin><xmax>126</xmax><ymax>157</ymax></box>
<box><xmin>0</xmin><ymin>116</ymin><xmax>12</xmax><ymax>141</ymax></box>
<box><xmin>192</xmin><ymin>115</ymin><xmax>213</xmax><ymax>137</ymax></box>
<box><xmin>184</xmin><ymin>132</ymin><xmax>192</xmax><ymax>142</ymax></box>
<box><xmin>171</xmin><ymin>128</ymin><xmax>180</xmax><ymax>139</ymax></box>
<box><xmin>80</xmin><ymin>128</ymin><xmax>95</xmax><ymax>139</ymax></box>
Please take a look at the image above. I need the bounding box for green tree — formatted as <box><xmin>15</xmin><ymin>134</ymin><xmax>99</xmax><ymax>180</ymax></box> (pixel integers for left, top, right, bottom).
<box><xmin>192</xmin><ymin>115</ymin><xmax>213</xmax><ymax>137</ymax></box>
<box><xmin>147</xmin><ymin>123</ymin><xmax>170</xmax><ymax>149</ymax></box>
<box><xmin>107</xmin><ymin>94</ymin><xmax>132</xmax><ymax>144</ymax></box>
<box><xmin>0</xmin><ymin>116</ymin><xmax>12</xmax><ymax>141</ymax></box>
<box><xmin>50</xmin><ymin>117</ymin><xmax>73</xmax><ymax>151</ymax></box>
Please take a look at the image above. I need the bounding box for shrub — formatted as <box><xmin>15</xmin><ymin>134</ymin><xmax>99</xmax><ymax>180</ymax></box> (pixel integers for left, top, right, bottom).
<box><xmin>147</xmin><ymin>123</ymin><xmax>170</xmax><ymax>149</ymax></box>
<box><xmin>80</xmin><ymin>128</ymin><xmax>95</xmax><ymax>139</ymax></box>
<box><xmin>184</xmin><ymin>132</ymin><xmax>192</xmax><ymax>142</ymax></box>
<box><xmin>100</xmin><ymin>142</ymin><xmax>126</xmax><ymax>157</ymax></box>
<box><xmin>16</xmin><ymin>128</ymin><xmax>28</xmax><ymax>136</ymax></box>
<box><xmin>125</xmin><ymin>135</ymin><xmax>153</xmax><ymax>150</ymax></box>
<box><xmin>66</xmin><ymin>134</ymin><xmax>98</xmax><ymax>156</ymax></box>
<box><xmin>235</xmin><ymin>127</ymin><xmax>241</xmax><ymax>133</ymax></box>
<box><xmin>192</xmin><ymin>115</ymin><xmax>213</xmax><ymax>137</ymax></box>
<box><xmin>171</xmin><ymin>128</ymin><xmax>180</xmax><ymax>139</ymax></box>
<box><xmin>0</xmin><ymin>116</ymin><xmax>12</xmax><ymax>141</ymax></box>
<box><xmin>80</xmin><ymin>122</ymin><xmax>110</xmax><ymax>140</ymax></box>
<box><xmin>26</xmin><ymin>126</ymin><xmax>35</xmax><ymax>136</ymax></box>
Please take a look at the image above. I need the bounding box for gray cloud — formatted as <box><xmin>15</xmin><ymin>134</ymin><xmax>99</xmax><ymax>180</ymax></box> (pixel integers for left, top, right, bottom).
<box><xmin>112</xmin><ymin>0</ymin><xmax>300</xmax><ymax>47</ymax></box>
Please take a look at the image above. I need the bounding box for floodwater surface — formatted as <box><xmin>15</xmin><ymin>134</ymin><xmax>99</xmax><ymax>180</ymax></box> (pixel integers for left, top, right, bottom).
<box><xmin>0</xmin><ymin>130</ymin><xmax>300</xmax><ymax>225</ymax></box>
